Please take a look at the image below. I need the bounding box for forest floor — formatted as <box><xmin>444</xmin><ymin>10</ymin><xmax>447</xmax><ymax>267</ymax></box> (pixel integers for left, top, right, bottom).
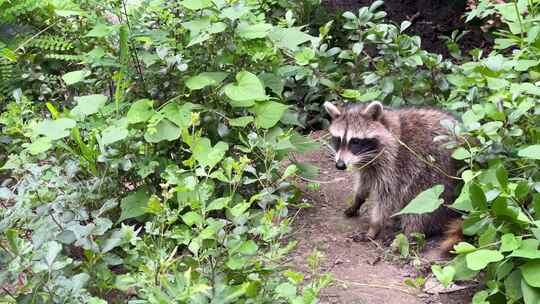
<box><xmin>286</xmin><ymin>131</ymin><xmax>476</xmax><ymax>304</ymax></box>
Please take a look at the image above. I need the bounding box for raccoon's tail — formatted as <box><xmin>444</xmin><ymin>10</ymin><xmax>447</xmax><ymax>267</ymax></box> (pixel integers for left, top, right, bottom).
<box><xmin>438</xmin><ymin>218</ymin><xmax>463</xmax><ymax>253</ymax></box>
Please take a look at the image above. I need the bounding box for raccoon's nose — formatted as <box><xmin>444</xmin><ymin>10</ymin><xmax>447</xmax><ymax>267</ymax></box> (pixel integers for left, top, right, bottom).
<box><xmin>336</xmin><ymin>160</ymin><xmax>346</xmax><ymax>170</ymax></box>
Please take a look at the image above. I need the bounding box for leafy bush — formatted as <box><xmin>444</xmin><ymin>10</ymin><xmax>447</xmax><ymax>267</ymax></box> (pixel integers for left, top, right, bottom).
<box><xmin>0</xmin><ymin>0</ymin><xmax>331</xmax><ymax>302</ymax></box>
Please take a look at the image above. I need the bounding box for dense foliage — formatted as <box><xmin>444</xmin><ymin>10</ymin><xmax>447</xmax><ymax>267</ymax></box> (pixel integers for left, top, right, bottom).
<box><xmin>0</xmin><ymin>0</ymin><xmax>331</xmax><ymax>302</ymax></box>
<box><xmin>3</xmin><ymin>0</ymin><xmax>540</xmax><ymax>303</ymax></box>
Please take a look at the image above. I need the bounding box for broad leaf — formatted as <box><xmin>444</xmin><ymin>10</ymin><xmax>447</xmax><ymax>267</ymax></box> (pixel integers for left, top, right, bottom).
<box><xmin>180</xmin><ymin>0</ymin><xmax>211</xmax><ymax>10</ymax></box>
<box><xmin>466</xmin><ymin>249</ymin><xmax>504</xmax><ymax>271</ymax></box>
<box><xmin>35</xmin><ymin>118</ymin><xmax>76</xmax><ymax>140</ymax></box>
<box><xmin>432</xmin><ymin>265</ymin><xmax>455</xmax><ymax>288</ymax></box>
<box><xmin>224</xmin><ymin>71</ymin><xmax>268</xmax><ymax>107</ymax></box>
<box><xmin>62</xmin><ymin>69</ymin><xmax>90</xmax><ymax>85</ymax></box>
<box><xmin>229</xmin><ymin>116</ymin><xmax>253</xmax><ymax>127</ymax></box>
<box><xmin>236</xmin><ymin>22</ymin><xmax>272</xmax><ymax>39</ymax></box>
<box><xmin>522</xmin><ymin>260</ymin><xmax>540</xmax><ymax>288</ymax></box>
<box><xmin>193</xmin><ymin>138</ymin><xmax>229</xmax><ymax>168</ymax></box>
<box><xmin>117</xmin><ymin>189</ymin><xmax>150</xmax><ymax>223</ymax></box>
<box><xmin>393</xmin><ymin>185</ymin><xmax>444</xmax><ymax>216</ymax></box>
<box><xmin>144</xmin><ymin>119</ymin><xmax>181</xmax><ymax>143</ymax></box>
<box><xmin>71</xmin><ymin>94</ymin><xmax>107</xmax><ymax>118</ymax></box>
<box><xmin>186</xmin><ymin>72</ymin><xmax>228</xmax><ymax>90</ymax></box>
<box><xmin>127</xmin><ymin>99</ymin><xmax>154</xmax><ymax>124</ymax></box>
<box><xmin>269</xmin><ymin>27</ymin><xmax>314</xmax><ymax>51</ymax></box>
<box><xmin>160</xmin><ymin>102</ymin><xmax>196</xmax><ymax>129</ymax></box>
<box><xmin>519</xmin><ymin>145</ymin><xmax>540</xmax><ymax>160</ymax></box>
<box><xmin>101</xmin><ymin>126</ymin><xmax>128</xmax><ymax>146</ymax></box>
<box><xmin>86</xmin><ymin>23</ymin><xmax>113</xmax><ymax>37</ymax></box>
<box><xmin>251</xmin><ymin>101</ymin><xmax>288</xmax><ymax>129</ymax></box>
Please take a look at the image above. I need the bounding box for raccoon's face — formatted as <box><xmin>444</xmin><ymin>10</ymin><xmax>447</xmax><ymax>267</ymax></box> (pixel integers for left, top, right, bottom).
<box><xmin>324</xmin><ymin>101</ymin><xmax>389</xmax><ymax>170</ymax></box>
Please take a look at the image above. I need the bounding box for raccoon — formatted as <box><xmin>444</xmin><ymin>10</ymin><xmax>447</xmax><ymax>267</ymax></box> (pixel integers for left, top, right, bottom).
<box><xmin>324</xmin><ymin>101</ymin><xmax>462</xmax><ymax>251</ymax></box>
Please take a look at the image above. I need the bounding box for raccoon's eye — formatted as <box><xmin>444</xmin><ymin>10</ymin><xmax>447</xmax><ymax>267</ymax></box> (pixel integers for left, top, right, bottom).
<box><xmin>349</xmin><ymin>138</ymin><xmax>378</xmax><ymax>155</ymax></box>
<box><xmin>330</xmin><ymin>136</ymin><xmax>341</xmax><ymax>150</ymax></box>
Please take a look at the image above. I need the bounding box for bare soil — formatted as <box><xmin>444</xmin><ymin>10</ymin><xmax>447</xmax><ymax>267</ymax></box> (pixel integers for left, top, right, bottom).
<box><xmin>287</xmin><ymin>131</ymin><xmax>474</xmax><ymax>304</ymax></box>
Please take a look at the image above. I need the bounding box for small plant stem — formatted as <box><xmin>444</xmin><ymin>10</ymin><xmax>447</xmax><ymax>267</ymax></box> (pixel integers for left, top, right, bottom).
<box><xmin>514</xmin><ymin>0</ymin><xmax>525</xmax><ymax>48</ymax></box>
<box><xmin>335</xmin><ymin>278</ymin><xmax>416</xmax><ymax>295</ymax></box>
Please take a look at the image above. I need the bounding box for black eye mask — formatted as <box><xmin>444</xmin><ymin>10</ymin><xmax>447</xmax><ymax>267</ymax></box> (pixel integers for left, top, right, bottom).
<box><xmin>348</xmin><ymin>138</ymin><xmax>378</xmax><ymax>155</ymax></box>
<box><xmin>331</xmin><ymin>136</ymin><xmax>341</xmax><ymax>151</ymax></box>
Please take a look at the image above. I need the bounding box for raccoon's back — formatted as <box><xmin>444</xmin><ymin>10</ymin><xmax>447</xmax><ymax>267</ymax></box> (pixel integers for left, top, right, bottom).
<box><xmin>394</xmin><ymin>108</ymin><xmax>459</xmax><ymax>200</ymax></box>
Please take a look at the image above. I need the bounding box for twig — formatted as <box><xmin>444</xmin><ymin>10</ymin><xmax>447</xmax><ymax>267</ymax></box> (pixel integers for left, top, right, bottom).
<box><xmin>334</xmin><ymin>278</ymin><xmax>416</xmax><ymax>295</ymax></box>
<box><xmin>15</xmin><ymin>21</ymin><xmax>59</xmax><ymax>52</ymax></box>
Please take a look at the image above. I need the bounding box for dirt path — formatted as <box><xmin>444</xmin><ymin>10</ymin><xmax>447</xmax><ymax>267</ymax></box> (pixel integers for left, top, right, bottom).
<box><xmin>287</xmin><ymin>132</ymin><xmax>473</xmax><ymax>304</ymax></box>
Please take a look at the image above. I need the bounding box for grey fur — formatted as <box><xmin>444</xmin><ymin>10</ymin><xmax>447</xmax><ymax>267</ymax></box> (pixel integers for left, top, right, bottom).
<box><xmin>326</xmin><ymin>101</ymin><xmax>460</xmax><ymax>239</ymax></box>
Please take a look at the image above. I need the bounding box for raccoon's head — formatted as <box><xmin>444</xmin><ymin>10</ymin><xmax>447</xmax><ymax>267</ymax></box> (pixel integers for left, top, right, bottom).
<box><xmin>324</xmin><ymin>101</ymin><xmax>393</xmax><ymax>171</ymax></box>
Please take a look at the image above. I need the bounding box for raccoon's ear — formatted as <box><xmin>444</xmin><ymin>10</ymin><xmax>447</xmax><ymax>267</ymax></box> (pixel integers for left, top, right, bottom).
<box><xmin>323</xmin><ymin>102</ymin><xmax>341</xmax><ymax>119</ymax></box>
<box><xmin>365</xmin><ymin>101</ymin><xmax>383</xmax><ymax>120</ymax></box>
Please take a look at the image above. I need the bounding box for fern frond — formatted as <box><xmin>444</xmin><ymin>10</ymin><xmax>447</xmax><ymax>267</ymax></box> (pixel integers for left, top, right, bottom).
<box><xmin>30</xmin><ymin>36</ymin><xmax>74</xmax><ymax>52</ymax></box>
<box><xmin>45</xmin><ymin>54</ymin><xmax>83</xmax><ymax>61</ymax></box>
<box><xmin>1</xmin><ymin>0</ymin><xmax>42</xmax><ymax>21</ymax></box>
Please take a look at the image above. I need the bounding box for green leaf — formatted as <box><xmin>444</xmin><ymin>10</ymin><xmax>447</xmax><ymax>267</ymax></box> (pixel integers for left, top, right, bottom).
<box><xmin>519</xmin><ymin>145</ymin><xmax>540</xmax><ymax>160</ymax></box>
<box><xmin>236</xmin><ymin>22</ymin><xmax>272</xmax><ymax>39</ymax></box>
<box><xmin>186</xmin><ymin>72</ymin><xmax>228</xmax><ymax>90</ymax></box>
<box><xmin>296</xmin><ymin>162</ymin><xmax>319</xmax><ymax>179</ymax></box>
<box><xmin>207</xmin><ymin>197</ymin><xmax>230</xmax><ymax>211</ymax></box>
<box><xmin>472</xmin><ymin>290</ymin><xmax>489</xmax><ymax>304</ymax></box>
<box><xmin>290</xmin><ymin>133</ymin><xmax>319</xmax><ymax>153</ymax></box>
<box><xmin>62</xmin><ymin>69</ymin><xmax>90</xmax><ymax>85</ymax></box>
<box><xmin>505</xmin><ymin>270</ymin><xmax>523</xmax><ymax>303</ymax></box>
<box><xmin>269</xmin><ymin>27</ymin><xmax>313</xmax><ymax>51</ymax></box>
<box><xmin>86</xmin><ymin>23</ymin><xmax>113</xmax><ymax>37</ymax></box>
<box><xmin>294</xmin><ymin>48</ymin><xmax>315</xmax><ymax>65</ymax></box>
<box><xmin>27</xmin><ymin>137</ymin><xmax>53</xmax><ymax>155</ymax></box>
<box><xmin>432</xmin><ymin>265</ymin><xmax>455</xmax><ymax>288</ymax></box>
<box><xmin>258</xmin><ymin>72</ymin><xmax>284</xmax><ymax>97</ymax></box>
<box><xmin>522</xmin><ymin>278</ymin><xmax>540</xmax><ymax>304</ymax></box>
<box><xmin>45</xmin><ymin>241</ymin><xmax>62</xmax><ymax>267</ymax></box>
<box><xmin>469</xmin><ymin>183</ymin><xmax>488</xmax><ymax>210</ymax></box>
<box><xmin>127</xmin><ymin>99</ymin><xmax>155</xmax><ymax>124</ymax></box>
<box><xmin>275</xmin><ymin>282</ymin><xmax>296</xmax><ymax>299</ymax></box>
<box><xmin>391</xmin><ymin>233</ymin><xmax>409</xmax><ymax>258</ymax></box>
<box><xmin>180</xmin><ymin>0</ymin><xmax>212</xmax><ymax>10</ymax></box>
<box><xmin>466</xmin><ymin>249</ymin><xmax>504</xmax><ymax>271</ymax></box>
<box><xmin>453</xmin><ymin>242</ymin><xmax>477</xmax><ymax>254</ymax></box>
<box><xmin>229</xmin><ymin>116</ymin><xmax>253</xmax><ymax>127</ymax></box>
<box><xmin>181</xmin><ymin>211</ymin><xmax>203</xmax><ymax>226</ymax></box>
<box><xmin>522</xmin><ymin>260</ymin><xmax>540</xmax><ymax>288</ymax></box>
<box><xmin>251</xmin><ymin>101</ymin><xmax>288</xmax><ymax>129</ymax></box>
<box><xmin>71</xmin><ymin>94</ymin><xmax>107</xmax><ymax>118</ymax></box>
<box><xmin>144</xmin><ymin>119</ymin><xmax>181</xmax><ymax>143</ymax></box>
<box><xmin>509</xmin><ymin>239</ymin><xmax>540</xmax><ymax>259</ymax></box>
<box><xmin>452</xmin><ymin>147</ymin><xmax>471</xmax><ymax>160</ymax></box>
<box><xmin>500</xmin><ymin>233</ymin><xmax>521</xmax><ymax>252</ymax></box>
<box><xmin>239</xmin><ymin>240</ymin><xmax>258</xmax><ymax>255</ymax></box>
<box><xmin>393</xmin><ymin>185</ymin><xmax>444</xmax><ymax>216</ymax></box>
<box><xmin>224</xmin><ymin>71</ymin><xmax>269</xmax><ymax>107</ymax></box>
<box><xmin>193</xmin><ymin>138</ymin><xmax>229</xmax><ymax>168</ymax></box>
<box><xmin>101</xmin><ymin>126</ymin><xmax>128</xmax><ymax>146</ymax></box>
<box><xmin>160</xmin><ymin>102</ymin><xmax>195</xmax><ymax>129</ymax></box>
<box><xmin>118</xmin><ymin>189</ymin><xmax>150</xmax><ymax>223</ymax></box>
<box><xmin>226</xmin><ymin>255</ymin><xmax>248</xmax><ymax>270</ymax></box>
<box><xmin>451</xmin><ymin>255</ymin><xmax>480</xmax><ymax>281</ymax></box>
<box><xmin>35</xmin><ymin>118</ymin><xmax>76</xmax><ymax>140</ymax></box>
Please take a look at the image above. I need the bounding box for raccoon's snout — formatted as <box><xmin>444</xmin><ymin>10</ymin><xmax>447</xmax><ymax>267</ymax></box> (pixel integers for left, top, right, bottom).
<box><xmin>336</xmin><ymin>160</ymin><xmax>346</xmax><ymax>170</ymax></box>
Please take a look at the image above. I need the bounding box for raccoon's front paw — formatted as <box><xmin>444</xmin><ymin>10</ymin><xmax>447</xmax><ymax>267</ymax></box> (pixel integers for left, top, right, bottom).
<box><xmin>344</xmin><ymin>206</ymin><xmax>359</xmax><ymax>217</ymax></box>
<box><xmin>350</xmin><ymin>231</ymin><xmax>372</xmax><ymax>242</ymax></box>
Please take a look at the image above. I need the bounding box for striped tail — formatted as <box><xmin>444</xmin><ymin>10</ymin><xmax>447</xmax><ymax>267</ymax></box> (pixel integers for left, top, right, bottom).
<box><xmin>438</xmin><ymin>218</ymin><xmax>463</xmax><ymax>253</ymax></box>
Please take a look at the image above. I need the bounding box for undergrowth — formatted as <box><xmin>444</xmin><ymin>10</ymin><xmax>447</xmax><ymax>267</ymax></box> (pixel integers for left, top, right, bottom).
<box><xmin>2</xmin><ymin>0</ymin><xmax>540</xmax><ymax>303</ymax></box>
